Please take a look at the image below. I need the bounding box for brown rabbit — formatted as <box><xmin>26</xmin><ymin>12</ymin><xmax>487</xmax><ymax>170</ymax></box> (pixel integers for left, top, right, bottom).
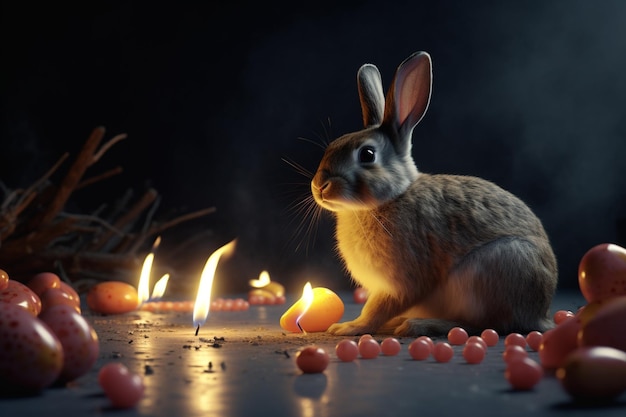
<box><xmin>311</xmin><ymin>51</ymin><xmax>558</xmax><ymax>336</ymax></box>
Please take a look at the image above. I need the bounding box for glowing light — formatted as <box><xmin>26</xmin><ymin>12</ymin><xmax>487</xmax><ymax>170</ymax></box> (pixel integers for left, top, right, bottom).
<box><xmin>150</xmin><ymin>274</ymin><xmax>170</xmax><ymax>301</ymax></box>
<box><xmin>137</xmin><ymin>237</ymin><xmax>161</xmax><ymax>307</ymax></box>
<box><xmin>193</xmin><ymin>240</ymin><xmax>237</xmax><ymax>331</ymax></box>
<box><xmin>249</xmin><ymin>270</ymin><xmax>271</xmax><ymax>288</ymax></box>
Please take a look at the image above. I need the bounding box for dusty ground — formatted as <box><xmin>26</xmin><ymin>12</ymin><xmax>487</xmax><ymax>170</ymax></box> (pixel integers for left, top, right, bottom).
<box><xmin>2</xmin><ymin>290</ymin><xmax>626</xmax><ymax>417</ymax></box>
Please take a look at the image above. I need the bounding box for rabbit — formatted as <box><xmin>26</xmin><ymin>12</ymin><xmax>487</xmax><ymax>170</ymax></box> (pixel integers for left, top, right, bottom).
<box><xmin>311</xmin><ymin>51</ymin><xmax>558</xmax><ymax>337</ymax></box>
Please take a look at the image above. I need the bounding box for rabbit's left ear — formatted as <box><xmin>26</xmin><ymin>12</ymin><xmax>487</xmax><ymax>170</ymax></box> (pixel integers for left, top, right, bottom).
<box><xmin>357</xmin><ymin>64</ymin><xmax>385</xmax><ymax>128</ymax></box>
<box><xmin>383</xmin><ymin>51</ymin><xmax>432</xmax><ymax>140</ymax></box>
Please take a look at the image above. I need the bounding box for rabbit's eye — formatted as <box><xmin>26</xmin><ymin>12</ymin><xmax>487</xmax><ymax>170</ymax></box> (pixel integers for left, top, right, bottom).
<box><xmin>358</xmin><ymin>146</ymin><xmax>376</xmax><ymax>164</ymax></box>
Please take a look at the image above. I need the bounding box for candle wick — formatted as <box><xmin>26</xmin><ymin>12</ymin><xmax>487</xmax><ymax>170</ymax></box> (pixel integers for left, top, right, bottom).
<box><xmin>195</xmin><ymin>324</ymin><xmax>200</xmax><ymax>336</ymax></box>
<box><xmin>296</xmin><ymin>320</ymin><xmax>307</xmax><ymax>335</ymax></box>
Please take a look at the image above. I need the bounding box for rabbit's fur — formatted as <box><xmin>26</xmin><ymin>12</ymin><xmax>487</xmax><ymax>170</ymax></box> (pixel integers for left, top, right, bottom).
<box><xmin>311</xmin><ymin>52</ymin><xmax>557</xmax><ymax>336</ymax></box>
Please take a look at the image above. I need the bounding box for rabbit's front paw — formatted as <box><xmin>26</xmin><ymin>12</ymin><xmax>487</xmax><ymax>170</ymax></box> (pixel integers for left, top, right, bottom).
<box><xmin>327</xmin><ymin>320</ymin><xmax>374</xmax><ymax>336</ymax></box>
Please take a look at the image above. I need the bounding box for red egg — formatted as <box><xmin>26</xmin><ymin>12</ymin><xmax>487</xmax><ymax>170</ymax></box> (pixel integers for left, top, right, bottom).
<box><xmin>381</xmin><ymin>337</ymin><xmax>402</xmax><ymax>356</ymax></box>
<box><xmin>99</xmin><ymin>363</ymin><xmax>145</xmax><ymax>408</ymax></box>
<box><xmin>335</xmin><ymin>339</ymin><xmax>359</xmax><ymax>362</ymax></box>
<box><xmin>447</xmin><ymin>326</ymin><xmax>468</xmax><ymax>345</ymax></box>
<box><xmin>408</xmin><ymin>339</ymin><xmax>432</xmax><ymax>360</ymax></box>
<box><xmin>578</xmin><ymin>243</ymin><xmax>626</xmax><ymax>302</ymax></box>
<box><xmin>525</xmin><ymin>331</ymin><xmax>543</xmax><ymax>352</ymax></box>
<box><xmin>39</xmin><ymin>304</ymin><xmax>99</xmax><ymax>383</ymax></box>
<box><xmin>480</xmin><ymin>329</ymin><xmax>499</xmax><ymax>347</ymax></box>
<box><xmin>0</xmin><ymin>269</ymin><xmax>10</xmax><ymax>290</ymax></box>
<box><xmin>358</xmin><ymin>338</ymin><xmax>381</xmax><ymax>359</ymax></box>
<box><xmin>502</xmin><ymin>345</ymin><xmax>528</xmax><ymax>364</ymax></box>
<box><xmin>538</xmin><ymin>315</ymin><xmax>582</xmax><ymax>369</ymax></box>
<box><xmin>40</xmin><ymin>287</ymin><xmax>81</xmax><ymax>314</ymax></box>
<box><xmin>557</xmin><ymin>346</ymin><xmax>626</xmax><ymax>402</ymax></box>
<box><xmin>27</xmin><ymin>272</ymin><xmax>61</xmax><ymax>297</ymax></box>
<box><xmin>553</xmin><ymin>309</ymin><xmax>574</xmax><ymax>325</ymax></box>
<box><xmin>505</xmin><ymin>357</ymin><xmax>543</xmax><ymax>390</ymax></box>
<box><xmin>578</xmin><ymin>295</ymin><xmax>626</xmax><ymax>351</ymax></box>
<box><xmin>58</xmin><ymin>281</ymin><xmax>81</xmax><ymax>305</ymax></box>
<box><xmin>0</xmin><ymin>302</ymin><xmax>63</xmax><ymax>392</ymax></box>
<box><xmin>353</xmin><ymin>287</ymin><xmax>368</xmax><ymax>304</ymax></box>
<box><xmin>463</xmin><ymin>342</ymin><xmax>486</xmax><ymax>364</ymax></box>
<box><xmin>87</xmin><ymin>281</ymin><xmax>138</xmax><ymax>314</ymax></box>
<box><xmin>296</xmin><ymin>346</ymin><xmax>330</xmax><ymax>373</ymax></box>
<box><xmin>416</xmin><ymin>335</ymin><xmax>435</xmax><ymax>352</ymax></box>
<box><xmin>0</xmin><ymin>280</ymin><xmax>42</xmax><ymax>316</ymax></box>
<box><xmin>467</xmin><ymin>336</ymin><xmax>487</xmax><ymax>351</ymax></box>
<box><xmin>433</xmin><ymin>342</ymin><xmax>454</xmax><ymax>363</ymax></box>
<box><xmin>504</xmin><ymin>332</ymin><xmax>527</xmax><ymax>348</ymax></box>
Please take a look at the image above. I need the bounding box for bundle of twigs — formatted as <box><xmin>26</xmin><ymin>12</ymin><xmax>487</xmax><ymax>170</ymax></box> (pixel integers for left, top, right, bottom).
<box><xmin>0</xmin><ymin>126</ymin><xmax>215</xmax><ymax>286</ymax></box>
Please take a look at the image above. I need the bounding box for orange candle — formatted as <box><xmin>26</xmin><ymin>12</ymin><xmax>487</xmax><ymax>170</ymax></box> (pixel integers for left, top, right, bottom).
<box><xmin>280</xmin><ymin>283</ymin><xmax>344</xmax><ymax>333</ymax></box>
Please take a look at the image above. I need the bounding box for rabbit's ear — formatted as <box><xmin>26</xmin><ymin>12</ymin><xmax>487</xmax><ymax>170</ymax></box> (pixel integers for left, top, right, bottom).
<box><xmin>383</xmin><ymin>52</ymin><xmax>432</xmax><ymax>141</ymax></box>
<box><xmin>357</xmin><ymin>64</ymin><xmax>385</xmax><ymax>128</ymax></box>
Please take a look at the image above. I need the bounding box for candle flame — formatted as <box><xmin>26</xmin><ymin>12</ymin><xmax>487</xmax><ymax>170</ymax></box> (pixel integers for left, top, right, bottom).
<box><xmin>150</xmin><ymin>274</ymin><xmax>170</xmax><ymax>301</ymax></box>
<box><xmin>137</xmin><ymin>237</ymin><xmax>162</xmax><ymax>307</ymax></box>
<box><xmin>248</xmin><ymin>270</ymin><xmax>271</xmax><ymax>288</ymax></box>
<box><xmin>193</xmin><ymin>239</ymin><xmax>237</xmax><ymax>328</ymax></box>
<box><xmin>137</xmin><ymin>252</ymin><xmax>155</xmax><ymax>307</ymax></box>
<box><xmin>295</xmin><ymin>282</ymin><xmax>314</xmax><ymax>333</ymax></box>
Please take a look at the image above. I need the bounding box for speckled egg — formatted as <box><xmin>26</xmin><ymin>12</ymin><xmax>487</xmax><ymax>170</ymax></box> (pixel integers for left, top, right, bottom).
<box><xmin>87</xmin><ymin>281</ymin><xmax>138</xmax><ymax>315</ymax></box>
<box><xmin>27</xmin><ymin>272</ymin><xmax>61</xmax><ymax>297</ymax></box>
<box><xmin>0</xmin><ymin>302</ymin><xmax>64</xmax><ymax>393</ymax></box>
<box><xmin>0</xmin><ymin>280</ymin><xmax>42</xmax><ymax>316</ymax></box>
<box><xmin>39</xmin><ymin>304</ymin><xmax>99</xmax><ymax>383</ymax></box>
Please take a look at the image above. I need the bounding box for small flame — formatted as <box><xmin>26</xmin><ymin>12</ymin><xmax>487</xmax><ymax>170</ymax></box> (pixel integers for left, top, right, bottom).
<box><xmin>193</xmin><ymin>239</ymin><xmax>237</xmax><ymax>329</ymax></box>
<box><xmin>249</xmin><ymin>270</ymin><xmax>271</xmax><ymax>288</ymax></box>
<box><xmin>295</xmin><ymin>282</ymin><xmax>314</xmax><ymax>333</ymax></box>
<box><xmin>137</xmin><ymin>252</ymin><xmax>155</xmax><ymax>307</ymax></box>
<box><xmin>137</xmin><ymin>237</ymin><xmax>163</xmax><ymax>307</ymax></box>
<box><xmin>150</xmin><ymin>274</ymin><xmax>170</xmax><ymax>301</ymax></box>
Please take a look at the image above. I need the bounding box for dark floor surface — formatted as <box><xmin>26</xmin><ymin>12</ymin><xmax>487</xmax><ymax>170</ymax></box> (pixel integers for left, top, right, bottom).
<box><xmin>1</xmin><ymin>290</ymin><xmax>624</xmax><ymax>417</ymax></box>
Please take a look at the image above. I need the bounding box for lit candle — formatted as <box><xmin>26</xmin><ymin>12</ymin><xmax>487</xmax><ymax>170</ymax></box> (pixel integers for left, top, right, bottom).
<box><xmin>193</xmin><ymin>239</ymin><xmax>237</xmax><ymax>335</ymax></box>
<box><xmin>279</xmin><ymin>282</ymin><xmax>344</xmax><ymax>333</ymax></box>
<box><xmin>248</xmin><ymin>270</ymin><xmax>286</xmax><ymax>305</ymax></box>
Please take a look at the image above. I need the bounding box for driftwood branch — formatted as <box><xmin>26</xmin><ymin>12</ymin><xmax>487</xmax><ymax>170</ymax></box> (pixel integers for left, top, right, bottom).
<box><xmin>0</xmin><ymin>127</ymin><xmax>215</xmax><ymax>285</ymax></box>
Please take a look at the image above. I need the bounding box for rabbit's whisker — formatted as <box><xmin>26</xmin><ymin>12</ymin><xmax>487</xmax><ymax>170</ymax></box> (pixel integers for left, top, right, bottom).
<box><xmin>282</xmin><ymin>157</ymin><xmax>314</xmax><ymax>179</ymax></box>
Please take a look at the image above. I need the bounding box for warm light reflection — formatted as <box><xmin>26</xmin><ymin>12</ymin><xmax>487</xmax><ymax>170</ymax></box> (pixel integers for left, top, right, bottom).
<box><xmin>150</xmin><ymin>274</ymin><xmax>170</xmax><ymax>300</ymax></box>
<box><xmin>249</xmin><ymin>270</ymin><xmax>271</xmax><ymax>288</ymax></box>
<box><xmin>192</xmin><ymin>239</ymin><xmax>237</xmax><ymax>329</ymax></box>
<box><xmin>296</xmin><ymin>282</ymin><xmax>314</xmax><ymax>333</ymax></box>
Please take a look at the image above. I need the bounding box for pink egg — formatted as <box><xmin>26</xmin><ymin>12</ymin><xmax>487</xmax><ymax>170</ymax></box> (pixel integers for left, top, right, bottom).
<box><xmin>448</xmin><ymin>326</ymin><xmax>468</xmax><ymax>345</ymax></box>
<box><xmin>353</xmin><ymin>287</ymin><xmax>368</xmax><ymax>304</ymax></box>
<box><xmin>296</xmin><ymin>346</ymin><xmax>330</xmax><ymax>373</ymax></box>
<box><xmin>381</xmin><ymin>337</ymin><xmax>402</xmax><ymax>356</ymax></box>
<box><xmin>538</xmin><ymin>315</ymin><xmax>582</xmax><ymax>369</ymax></box>
<box><xmin>504</xmin><ymin>332</ymin><xmax>527</xmax><ymax>348</ymax></box>
<box><xmin>525</xmin><ymin>331</ymin><xmax>543</xmax><ymax>352</ymax></box>
<box><xmin>553</xmin><ymin>309</ymin><xmax>574</xmax><ymax>324</ymax></box>
<box><xmin>40</xmin><ymin>287</ymin><xmax>81</xmax><ymax>314</ymax></box>
<box><xmin>578</xmin><ymin>243</ymin><xmax>626</xmax><ymax>302</ymax></box>
<box><xmin>0</xmin><ymin>302</ymin><xmax>63</xmax><ymax>392</ymax></box>
<box><xmin>335</xmin><ymin>339</ymin><xmax>359</xmax><ymax>362</ymax></box>
<box><xmin>502</xmin><ymin>345</ymin><xmax>528</xmax><ymax>364</ymax></box>
<box><xmin>99</xmin><ymin>363</ymin><xmax>145</xmax><ymax>408</ymax></box>
<box><xmin>416</xmin><ymin>335</ymin><xmax>435</xmax><ymax>352</ymax></box>
<box><xmin>505</xmin><ymin>357</ymin><xmax>543</xmax><ymax>390</ymax></box>
<box><xmin>467</xmin><ymin>335</ymin><xmax>487</xmax><ymax>351</ymax></box>
<box><xmin>0</xmin><ymin>280</ymin><xmax>42</xmax><ymax>316</ymax></box>
<box><xmin>39</xmin><ymin>304</ymin><xmax>99</xmax><ymax>383</ymax></box>
<box><xmin>27</xmin><ymin>272</ymin><xmax>61</xmax><ymax>297</ymax></box>
<box><xmin>408</xmin><ymin>339</ymin><xmax>432</xmax><ymax>360</ymax></box>
<box><xmin>358</xmin><ymin>338</ymin><xmax>381</xmax><ymax>359</ymax></box>
<box><xmin>433</xmin><ymin>342</ymin><xmax>454</xmax><ymax>363</ymax></box>
<box><xmin>480</xmin><ymin>329</ymin><xmax>499</xmax><ymax>347</ymax></box>
<box><xmin>463</xmin><ymin>342</ymin><xmax>486</xmax><ymax>364</ymax></box>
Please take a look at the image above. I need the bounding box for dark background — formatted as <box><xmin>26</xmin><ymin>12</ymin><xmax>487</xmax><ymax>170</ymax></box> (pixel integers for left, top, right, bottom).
<box><xmin>2</xmin><ymin>1</ymin><xmax>625</xmax><ymax>296</ymax></box>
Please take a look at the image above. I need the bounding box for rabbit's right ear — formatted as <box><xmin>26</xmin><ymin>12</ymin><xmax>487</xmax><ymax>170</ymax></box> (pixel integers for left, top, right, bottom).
<box><xmin>357</xmin><ymin>64</ymin><xmax>385</xmax><ymax>128</ymax></box>
<box><xmin>383</xmin><ymin>52</ymin><xmax>432</xmax><ymax>142</ymax></box>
